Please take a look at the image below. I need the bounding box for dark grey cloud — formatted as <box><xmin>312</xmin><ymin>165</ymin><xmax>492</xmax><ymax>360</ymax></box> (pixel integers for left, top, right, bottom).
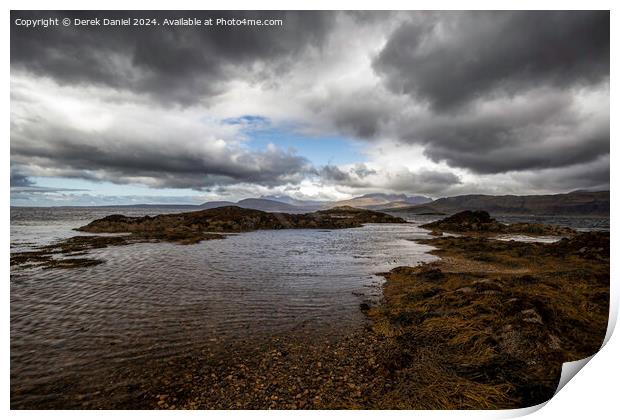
<box><xmin>10</xmin><ymin>169</ymin><xmax>33</xmax><ymax>187</ymax></box>
<box><xmin>311</xmin><ymin>81</ymin><xmax>608</xmax><ymax>177</ymax></box>
<box><xmin>517</xmin><ymin>155</ymin><xmax>610</xmax><ymax>193</ymax></box>
<box><xmin>10</xmin><ymin>10</ymin><xmax>610</xmax><ymax>200</ymax></box>
<box><xmin>11</xmin><ymin>116</ymin><xmax>314</xmax><ymax>190</ymax></box>
<box><xmin>11</xmin><ymin>10</ymin><xmax>335</xmax><ymax>105</ymax></box>
<box><xmin>319</xmin><ymin>165</ymin><xmax>352</xmax><ymax>183</ymax></box>
<box><xmin>314</xmin><ymin>11</ymin><xmax>610</xmax><ymax>177</ymax></box>
<box><xmin>319</xmin><ymin>164</ymin><xmax>372</xmax><ymax>188</ymax></box>
<box><xmin>374</xmin><ymin>11</ymin><xmax>609</xmax><ymax>109</ymax></box>
<box><xmin>352</xmin><ymin>163</ymin><xmax>377</xmax><ymax>179</ymax></box>
<box><xmin>319</xmin><ymin>163</ymin><xmax>377</xmax><ymax>188</ymax></box>
<box><xmin>318</xmin><ymin>163</ymin><xmax>460</xmax><ymax>195</ymax></box>
<box><xmin>10</xmin><ymin>167</ymin><xmax>89</xmax><ymax>193</ymax></box>
<box><xmin>310</xmin><ymin>89</ymin><xmax>398</xmax><ymax>139</ymax></box>
<box><xmin>385</xmin><ymin>169</ymin><xmax>461</xmax><ymax>194</ymax></box>
<box><xmin>404</xmin><ymin>88</ymin><xmax>610</xmax><ymax>173</ymax></box>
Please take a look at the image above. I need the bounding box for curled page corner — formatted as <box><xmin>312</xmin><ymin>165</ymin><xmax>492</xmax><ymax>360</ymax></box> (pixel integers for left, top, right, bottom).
<box><xmin>498</xmin><ymin>401</ymin><xmax>548</xmax><ymax>418</ymax></box>
<box><xmin>549</xmin><ymin>294</ymin><xmax>618</xmax><ymax>399</ymax></box>
<box><xmin>502</xmin><ymin>355</ymin><xmax>597</xmax><ymax>418</ymax></box>
<box><xmin>554</xmin><ymin>355</ymin><xmax>594</xmax><ymax>396</ymax></box>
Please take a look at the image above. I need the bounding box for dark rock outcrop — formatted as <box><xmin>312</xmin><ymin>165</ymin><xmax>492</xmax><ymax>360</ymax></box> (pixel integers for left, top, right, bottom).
<box><xmin>421</xmin><ymin>210</ymin><xmax>502</xmax><ymax>233</ymax></box>
<box><xmin>77</xmin><ymin>205</ymin><xmax>406</xmax><ymax>237</ymax></box>
<box><xmin>421</xmin><ymin>210</ymin><xmax>575</xmax><ymax>236</ymax></box>
<box><xmin>12</xmin><ymin>206</ymin><xmax>407</xmax><ymax>270</ymax></box>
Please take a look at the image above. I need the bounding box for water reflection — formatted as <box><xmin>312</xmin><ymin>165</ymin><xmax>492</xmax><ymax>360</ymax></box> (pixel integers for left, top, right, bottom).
<box><xmin>11</xmin><ymin>207</ymin><xmax>436</xmax><ymax>408</ymax></box>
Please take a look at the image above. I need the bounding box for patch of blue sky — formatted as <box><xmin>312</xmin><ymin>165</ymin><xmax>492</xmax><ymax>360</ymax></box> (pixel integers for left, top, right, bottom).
<box><xmin>225</xmin><ymin>115</ymin><xmax>366</xmax><ymax>166</ymax></box>
<box><xmin>223</xmin><ymin>115</ymin><xmax>270</xmax><ymax>126</ymax></box>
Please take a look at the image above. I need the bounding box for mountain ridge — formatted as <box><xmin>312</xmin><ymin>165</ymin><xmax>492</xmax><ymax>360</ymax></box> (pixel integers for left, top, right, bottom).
<box><xmin>24</xmin><ymin>191</ymin><xmax>608</xmax><ymax>217</ymax></box>
<box><xmin>196</xmin><ymin>193</ymin><xmax>433</xmax><ymax>213</ymax></box>
<box><xmin>386</xmin><ymin>190</ymin><xmax>609</xmax><ymax>216</ymax></box>
<box><xmin>331</xmin><ymin>193</ymin><xmax>432</xmax><ymax>209</ymax></box>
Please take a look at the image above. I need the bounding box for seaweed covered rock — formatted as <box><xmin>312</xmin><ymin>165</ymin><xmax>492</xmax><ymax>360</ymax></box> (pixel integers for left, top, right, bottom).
<box><xmin>12</xmin><ymin>206</ymin><xmax>407</xmax><ymax>270</ymax></box>
<box><xmin>371</xmin><ymin>230</ymin><xmax>609</xmax><ymax>408</ymax></box>
<box><xmin>421</xmin><ymin>210</ymin><xmax>503</xmax><ymax>233</ymax></box>
<box><xmin>78</xmin><ymin>205</ymin><xmax>406</xmax><ymax>236</ymax></box>
<box><xmin>546</xmin><ymin>231</ymin><xmax>609</xmax><ymax>261</ymax></box>
<box><xmin>503</xmin><ymin>223</ymin><xmax>575</xmax><ymax>237</ymax></box>
<box><xmin>421</xmin><ymin>210</ymin><xmax>575</xmax><ymax>237</ymax></box>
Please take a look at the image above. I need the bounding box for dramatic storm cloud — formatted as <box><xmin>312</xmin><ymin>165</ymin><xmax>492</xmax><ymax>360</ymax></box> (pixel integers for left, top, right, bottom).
<box><xmin>400</xmin><ymin>84</ymin><xmax>610</xmax><ymax>173</ymax></box>
<box><xmin>11</xmin><ymin>76</ymin><xmax>313</xmax><ymax>189</ymax></box>
<box><xmin>11</xmin><ymin>11</ymin><xmax>334</xmax><ymax>105</ymax></box>
<box><xmin>374</xmin><ymin>11</ymin><xmax>609</xmax><ymax>109</ymax></box>
<box><xmin>10</xmin><ymin>11</ymin><xmax>609</xmax><ymax>205</ymax></box>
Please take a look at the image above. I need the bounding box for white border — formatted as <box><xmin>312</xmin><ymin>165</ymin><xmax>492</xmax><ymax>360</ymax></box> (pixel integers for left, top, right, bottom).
<box><xmin>4</xmin><ymin>2</ymin><xmax>617</xmax><ymax>420</ymax></box>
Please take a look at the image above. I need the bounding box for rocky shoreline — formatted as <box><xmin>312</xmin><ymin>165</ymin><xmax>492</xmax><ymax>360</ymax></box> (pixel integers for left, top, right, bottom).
<box><xmin>10</xmin><ymin>209</ymin><xmax>609</xmax><ymax>409</ymax></box>
<box><xmin>134</xmin><ymin>212</ymin><xmax>608</xmax><ymax>409</ymax></box>
<box><xmin>77</xmin><ymin>205</ymin><xmax>406</xmax><ymax>236</ymax></box>
<box><xmin>420</xmin><ymin>210</ymin><xmax>576</xmax><ymax>237</ymax></box>
<box><xmin>367</xmin><ymin>212</ymin><xmax>609</xmax><ymax>408</ymax></box>
<box><xmin>10</xmin><ymin>206</ymin><xmax>406</xmax><ymax>270</ymax></box>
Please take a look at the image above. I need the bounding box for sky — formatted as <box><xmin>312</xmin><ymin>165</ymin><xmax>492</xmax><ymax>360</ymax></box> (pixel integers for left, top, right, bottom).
<box><xmin>10</xmin><ymin>11</ymin><xmax>610</xmax><ymax>206</ymax></box>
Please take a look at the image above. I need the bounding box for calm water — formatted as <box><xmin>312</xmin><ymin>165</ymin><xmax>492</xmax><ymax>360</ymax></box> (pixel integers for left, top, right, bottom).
<box><xmin>10</xmin><ymin>206</ymin><xmax>608</xmax><ymax>408</ymax></box>
<box><xmin>389</xmin><ymin>211</ymin><xmax>610</xmax><ymax>231</ymax></box>
<box><xmin>11</xmin><ymin>206</ymin><xmax>438</xmax><ymax>408</ymax></box>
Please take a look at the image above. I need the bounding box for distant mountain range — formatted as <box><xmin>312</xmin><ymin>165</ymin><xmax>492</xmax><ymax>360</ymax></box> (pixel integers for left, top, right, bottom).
<box><xmin>260</xmin><ymin>195</ymin><xmax>326</xmax><ymax>208</ymax></box>
<box><xmin>84</xmin><ymin>190</ymin><xmax>609</xmax><ymax>217</ymax></box>
<box><xmin>385</xmin><ymin>190</ymin><xmax>609</xmax><ymax>217</ymax></box>
<box><xmin>193</xmin><ymin>193</ymin><xmax>433</xmax><ymax>213</ymax></box>
<box><xmin>198</xmin><ymin>197</ymin><xmax>315</xmax><ymax>213</ymax></box>
<box><xmin>331</xmin><ymin>193</ymin><xmax>432</xmax><ymax>210</ymax></box>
